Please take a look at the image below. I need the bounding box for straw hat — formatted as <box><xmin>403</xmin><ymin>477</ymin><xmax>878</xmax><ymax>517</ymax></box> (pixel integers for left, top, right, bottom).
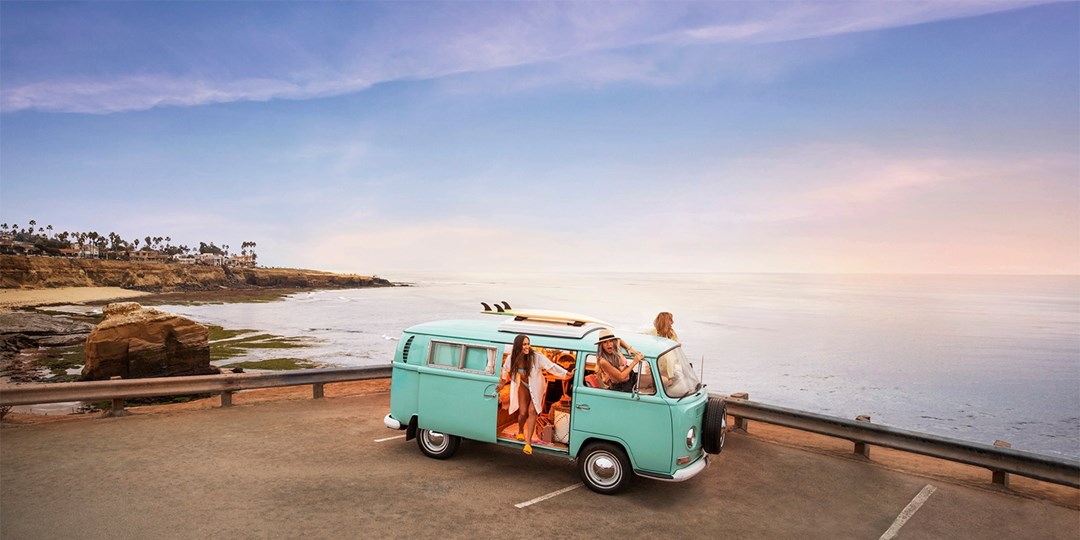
<box><xmin>595</xmin><ymin>329</ymin><xmax>618</xmax><ymax>344</ymax></box>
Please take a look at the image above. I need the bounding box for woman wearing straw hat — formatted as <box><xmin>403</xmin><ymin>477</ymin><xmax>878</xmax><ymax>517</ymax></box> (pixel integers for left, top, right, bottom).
<box><xmin>595</xmin><ymin>329</ymin><xmax>644</xmax><ymax>392</ymax></box>
<box><xmin>496</xmin><ymin>334</ymin><xmax>571</xmax><ymax>455</ymax></box>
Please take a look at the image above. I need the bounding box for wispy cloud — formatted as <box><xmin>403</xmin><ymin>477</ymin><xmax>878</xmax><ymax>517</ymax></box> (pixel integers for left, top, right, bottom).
<box><xmin>663</xmin><ymin>1</ymin><xmax>1047</xmax><ymax>45</ymax></box>
<box><xmin>1</xmin><ymin>74</ymin><xmax>374</xmax><ymax>115</ymax></box>
<box><xmin>1</xmin><ymin>1</ymin><xmax>1049</xmax><ymax>114</ymax></box>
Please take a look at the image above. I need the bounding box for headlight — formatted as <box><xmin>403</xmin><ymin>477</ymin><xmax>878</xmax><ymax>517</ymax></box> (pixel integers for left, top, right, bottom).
<box><xmin>686</xmin><ymin>426</ymin><xmax>696</xmax><ymax>449</ymax></box>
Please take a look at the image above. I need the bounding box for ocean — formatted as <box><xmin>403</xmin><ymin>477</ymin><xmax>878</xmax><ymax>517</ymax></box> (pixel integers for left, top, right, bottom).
<box><xmin>153</xmin><ymin>272</ymin><xmax>1080</xmax><ymax>459</ymax></box>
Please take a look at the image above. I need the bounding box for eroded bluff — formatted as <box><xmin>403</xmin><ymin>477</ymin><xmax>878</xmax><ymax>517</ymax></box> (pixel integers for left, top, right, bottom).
<box><xmin>82</xmin><ymin>302</ymin><xmax>220</xmax><ymax>380</ymax></box>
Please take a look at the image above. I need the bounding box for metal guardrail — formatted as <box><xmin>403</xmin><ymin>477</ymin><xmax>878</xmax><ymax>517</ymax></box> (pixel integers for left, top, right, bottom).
<box><xmin>2</xmin><ymin>371</ymin><xmax>1075</xmax><ymax>489</ymax></box>
<box><xmin>720</xmin><ymin>395</ymin><xmax>1080</xmax><ymax>489</ymax></box>
<box><xmin>0</xmin><ymin>366</ymin><xmax>392</xmax><ymax>410</ymax></box>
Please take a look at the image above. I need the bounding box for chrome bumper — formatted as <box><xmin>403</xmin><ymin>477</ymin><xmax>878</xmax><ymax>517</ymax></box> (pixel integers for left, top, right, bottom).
<box><xmin>383</xmin><ymin>413</ymin><xmax>403</xmax><ymax>430</ymax></box>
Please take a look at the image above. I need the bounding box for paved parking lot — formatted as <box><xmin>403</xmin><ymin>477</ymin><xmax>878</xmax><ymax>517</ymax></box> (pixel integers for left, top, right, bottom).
<box><xmin>2</xmin><ymin>392</ymin><xmax>1077</xmax><ymax>539</ymax></box>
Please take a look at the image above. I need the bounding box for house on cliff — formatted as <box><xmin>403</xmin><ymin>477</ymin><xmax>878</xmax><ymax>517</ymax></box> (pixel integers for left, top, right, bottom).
<box><xmin>228</xmin><ymin>253</ymin><xmax>256</xmax><ymax>267</ymax></box>
<box><xmin>197</xmin><ymin>253</ymin><xmax>225</xmax><ymax>266</ymax></box>
<box><xmin>172</xmin><ymin>253</ymin><xmax>255</xmax><ymax>267</ymax></box>
<box><xmin>131</xmin><ymin>250</ymin><xmax>170</xmax><ymax>263</ymax></box>
<box><xmin>0</xmin><ymin>234</ymin><xmax>42</xmax><ymax>256</ymax></box>
<box><xmin>58</xmin><ymin>244</ymin><xmax>100</xmax><ymax>258</ymax></box>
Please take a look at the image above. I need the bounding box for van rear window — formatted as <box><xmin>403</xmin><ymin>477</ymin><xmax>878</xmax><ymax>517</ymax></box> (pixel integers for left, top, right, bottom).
<box><xmin>428</xmin><ymin>340</ymin><xmax>497</xmax><ymax>374</ymax></box>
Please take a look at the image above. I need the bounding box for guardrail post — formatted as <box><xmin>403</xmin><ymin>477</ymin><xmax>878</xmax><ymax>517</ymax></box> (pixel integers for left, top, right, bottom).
<box><xmin>102</xmin><ymin>398</ymin><xmax>131</xmax><ymax>418</ymax></box>
<box><xmin>992</xmin><ymin>440</ymin><xmax>1011</xmax><ymax>488</ymax></box>
<box><xmin>854</xmin><ymin>415</ymin><xmax>871</xmax><ymax>457</ymax></box>
<box><xmin>730</xmin><ymin>392</ymin><xmax>749</xmax><ymax>432</ymax></box>
<box><xmin>220</xmin><ymin>391</ymin><xmax>234</xmax><ymax>408</ymax></box>
<box><xmin>101</xmin><ymin>377</ymin><xmax>131</xmax><ymax>418</ymax></box>
<box><xmin>313</xmin><ymin>383</ymin><xmax>325</xmax><ymax>399</ymax></box>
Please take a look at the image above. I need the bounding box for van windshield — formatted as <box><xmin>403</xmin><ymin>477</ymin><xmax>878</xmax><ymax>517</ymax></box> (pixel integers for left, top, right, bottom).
<box><xmin>657</xmin><ymin>345</ymin><xmax>701</xmax><ymax>398</ymax></box>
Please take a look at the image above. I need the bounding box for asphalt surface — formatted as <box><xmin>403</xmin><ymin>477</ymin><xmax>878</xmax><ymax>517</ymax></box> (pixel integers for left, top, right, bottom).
<box><xmin>2</xmin><ymin>392</ymin><xmax>1077</xmax><ymax>539</ymax></box>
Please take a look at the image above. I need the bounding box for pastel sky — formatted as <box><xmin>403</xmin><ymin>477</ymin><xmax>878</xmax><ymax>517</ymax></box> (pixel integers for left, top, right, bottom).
<box><xmin>2</xmin><ymin>1</ymin><xmax>1077</xmax><ymax>275</ymax></box>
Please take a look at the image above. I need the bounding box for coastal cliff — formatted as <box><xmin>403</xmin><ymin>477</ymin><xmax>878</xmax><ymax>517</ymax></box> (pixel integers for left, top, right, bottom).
<box><xmin>0</xmin><ymin>255</ymin><xmax>391</xmax><ymax>291</ymax></box>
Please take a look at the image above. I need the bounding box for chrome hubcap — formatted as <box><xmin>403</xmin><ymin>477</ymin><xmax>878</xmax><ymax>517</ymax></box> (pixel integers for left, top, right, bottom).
<box><xmin>423</xmin><ymin>430</ymin><xmax>447</xmax><ymax>452</ymax></box>
<box><xmin>587</xmin><ymin>452</ymin><xmax>620</xmax><ymax>487</ymax></box>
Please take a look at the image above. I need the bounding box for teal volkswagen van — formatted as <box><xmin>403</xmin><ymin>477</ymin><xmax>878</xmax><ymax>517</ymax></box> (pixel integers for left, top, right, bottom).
<box><xmin>383</xmin><ymin>309</ymin><xmax>726</xmax><ymax>494</ymax></box>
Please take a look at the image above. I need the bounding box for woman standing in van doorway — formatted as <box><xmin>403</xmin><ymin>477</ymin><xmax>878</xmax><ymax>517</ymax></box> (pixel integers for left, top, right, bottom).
<box><xmin>496</xmin><ymin>334</ymin><xmax>571</xmax><ymax>455</ymax></box>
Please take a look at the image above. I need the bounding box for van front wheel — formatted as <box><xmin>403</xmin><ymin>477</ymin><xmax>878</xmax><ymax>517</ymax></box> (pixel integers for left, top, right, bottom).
<box><xmin>417</xmin><ymin>428</ymin><xmax>460</xmax><ymax>459</ymax></box>
<box><xmin>578</xmin><ymin>442</ymin><xmax>631</xmax><ymax>494</ymax></box>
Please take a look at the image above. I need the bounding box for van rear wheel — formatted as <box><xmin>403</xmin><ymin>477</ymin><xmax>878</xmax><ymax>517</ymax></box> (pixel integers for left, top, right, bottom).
<box><xmin>578</xmin><ymin>442</ymin><xmax>631</xmax><ymax>494</ymax></box>
<box><xmin>417</xmin><ymin>428</ymin><xmax>460</xmax><ymax>459</ymax></box>
<box><xmin>703</xmin><ymin>397</ymin><xmax>726</xmax><ymax>454</ymax></box>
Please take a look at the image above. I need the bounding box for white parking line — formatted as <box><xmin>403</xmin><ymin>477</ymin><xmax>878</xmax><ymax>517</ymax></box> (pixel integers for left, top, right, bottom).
<box><xmin>515</xmin><ymin>483</ymin><xmax>582</xmax><ymax>508</ymax></box>
<box><xmin>879</xmin><ymin>484</ymin><xmax>938</xmax><ymax>540</ymax></box>
<box><xmin>374</xmin><ymin>434</ymin><xmax>406</xmax><ymax>442</ymax></box>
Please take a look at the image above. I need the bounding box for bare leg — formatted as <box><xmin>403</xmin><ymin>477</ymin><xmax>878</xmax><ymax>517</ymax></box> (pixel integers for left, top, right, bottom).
<box><xmin>516</xmin><ymin>384</ymin><xmax>531</xmax><ymax>443</ymax></box>
<box><xmin>525</xmin><ymin>407</ymin><xmax>538</xmax><ymax>443</ymax></box>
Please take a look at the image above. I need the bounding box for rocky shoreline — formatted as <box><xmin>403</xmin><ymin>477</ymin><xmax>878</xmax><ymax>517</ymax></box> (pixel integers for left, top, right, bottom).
<box><xmin>0</xmin><ymin>288</ymin><xmax>355</xmax><ymax>387</ymax></box>
<box><xmin>0</xmin><ymin>311</ymin><xmax>96</xmax><ymax>384</ymax></box>
<box><xmin>0</xmin><ymin>255</ymin><xmax>397</xmax><ymax>389</ymax></box>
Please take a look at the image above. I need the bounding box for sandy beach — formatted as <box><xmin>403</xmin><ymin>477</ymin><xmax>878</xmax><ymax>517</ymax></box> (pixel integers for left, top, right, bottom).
<box><xmin>0</xmin><ymin>287</ymin><xmax>150</xmax><ymax>311</ymax></box>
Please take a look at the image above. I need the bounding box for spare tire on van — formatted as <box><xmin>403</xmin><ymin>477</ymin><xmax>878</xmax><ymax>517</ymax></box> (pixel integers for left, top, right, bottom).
<box><xmin>702</xmin><ymin>397</ymin><xmax>726</xmax><ymax>454</ymax></box>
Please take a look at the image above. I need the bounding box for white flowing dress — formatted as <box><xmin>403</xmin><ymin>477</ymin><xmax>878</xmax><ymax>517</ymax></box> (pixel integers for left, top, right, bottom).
<box><xmin>502</xmin><ymin>350</ymin><xmax>569</xmax><ymax>415</ymax></box>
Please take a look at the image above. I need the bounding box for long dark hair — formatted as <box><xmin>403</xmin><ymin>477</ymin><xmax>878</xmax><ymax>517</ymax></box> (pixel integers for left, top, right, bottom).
<box><xmin>509</xmin><ymin>334</ymin><xmax>533</xmax><ymax>374</ymax></box>
<box><xmin>597</xmin><ymin>337</ymin><xmax>620</xmax><ymax>369</ymax></box>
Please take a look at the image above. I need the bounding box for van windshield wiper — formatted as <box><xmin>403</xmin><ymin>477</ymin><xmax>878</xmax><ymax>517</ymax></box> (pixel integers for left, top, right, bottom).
<box><xmin>676</xmin><ymin>383</ymin><xmax>703</xmax><ymax>403</ymax></box>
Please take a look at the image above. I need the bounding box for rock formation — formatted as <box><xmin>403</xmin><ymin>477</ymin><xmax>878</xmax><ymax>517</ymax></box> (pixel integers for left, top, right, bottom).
<box><xmin>81</xmin><ymin>302</ymin><xmax>219</xmax><ymax>380</ymax></box>
<box><xmin>0</xmin><ymin>312</ymin><xmax>94</xmax><ymax>353</ymax></box>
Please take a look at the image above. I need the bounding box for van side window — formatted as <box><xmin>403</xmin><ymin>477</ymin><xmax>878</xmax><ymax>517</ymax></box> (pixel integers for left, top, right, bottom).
<box><xmin>464</xmin><ymin>346</ymin><xmax>493</xmax><ymax>372</ymax></box>
<box><xmin>428</xmin><ymin>340</ymin><xmax>497</xmax><ymax>375</ymax></box>
<box><xmin>582</xmin><ymin>354</ymin><xmax>604</xmax><ymax>388</ymax></box>
<box><xmin>637</xmin><ymin>362</ymin><xmax>657</xmax><ymax>396</ymax></box>
<box><xmin>584</xmin><ymin>352</ymin><xmax>656</xmax><ymax>394</ymax></box>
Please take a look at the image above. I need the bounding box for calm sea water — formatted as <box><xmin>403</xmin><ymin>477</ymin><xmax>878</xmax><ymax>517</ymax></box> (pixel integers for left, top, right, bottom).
<box><xmin>154</xmin><ymin>272</ymin><xmax>1080</xmax><ymax>459</ymax></box>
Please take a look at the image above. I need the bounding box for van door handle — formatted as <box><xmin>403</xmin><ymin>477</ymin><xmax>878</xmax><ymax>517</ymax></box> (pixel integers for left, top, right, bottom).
<box><xmin>483</xmin><ymin>393</ymin><xmax>497</xmax><ymax>398</ymax></box>
<box><xmin>575</xmin><ymin>404</ymin><xmax>590</xmax><ymax>411</ymax></box>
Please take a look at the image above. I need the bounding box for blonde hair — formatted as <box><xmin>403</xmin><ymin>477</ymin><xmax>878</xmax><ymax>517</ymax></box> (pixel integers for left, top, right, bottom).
<box><xmin>653</xmin><ymin>311</ymin><xmax>676</xmax><ymax>339</ymax></box>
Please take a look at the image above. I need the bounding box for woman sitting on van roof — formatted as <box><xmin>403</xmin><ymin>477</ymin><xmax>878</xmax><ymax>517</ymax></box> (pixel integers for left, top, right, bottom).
<box><xmin>496</xmin><ymin>334</ymin><xmax>572</xmax><ymax>456</ymax></box>
<box><xmin>595</xmin><ymin>329</ymin><xmax>644</xmax><ymax>392</ymax></box>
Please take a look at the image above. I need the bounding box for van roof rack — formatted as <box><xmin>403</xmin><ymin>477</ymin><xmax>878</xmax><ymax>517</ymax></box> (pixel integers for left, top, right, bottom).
<box><xmin>481</xmin><ymin>305</ymin><xmax>612</xmax><ymax>328</ymax></box>
<box><xmin>496</xmin><ymin>319</ymin><xmax>609</xmax><ymax>340</ymax></box>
